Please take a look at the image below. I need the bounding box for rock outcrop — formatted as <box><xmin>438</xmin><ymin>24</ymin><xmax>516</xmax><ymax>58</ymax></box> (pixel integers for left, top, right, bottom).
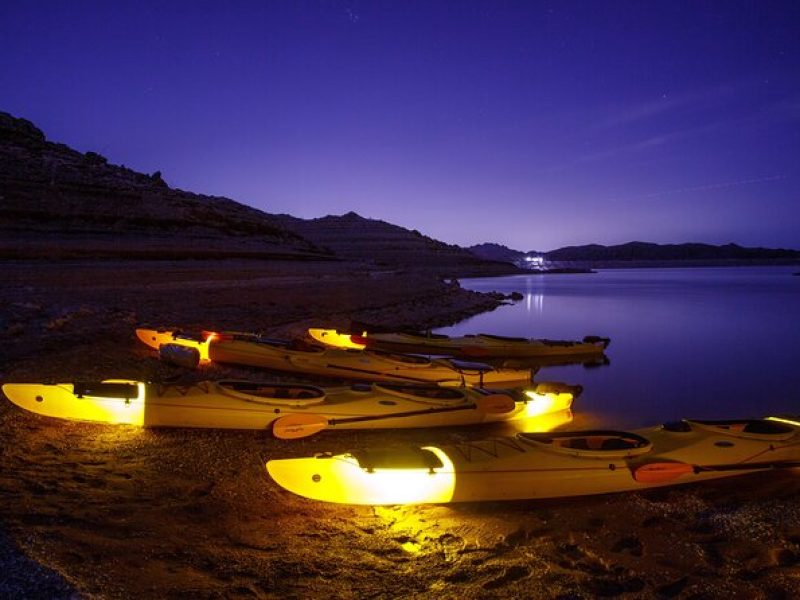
<box><xmin>0</xmin><ymin>111</ymin><xmax>325</xmax><ymax>259</ymax></box>
<box><xmin>0</xmin><ymin>110</ymin><xmax>519</xmax><ymax>276</ymax></box>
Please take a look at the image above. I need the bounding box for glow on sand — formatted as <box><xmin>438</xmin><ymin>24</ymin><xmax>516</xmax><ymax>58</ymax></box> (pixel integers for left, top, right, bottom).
<box><xmin>267</xmin><ymin>447</ymin><xmax>457</xmax><ymax>505</ymax></box>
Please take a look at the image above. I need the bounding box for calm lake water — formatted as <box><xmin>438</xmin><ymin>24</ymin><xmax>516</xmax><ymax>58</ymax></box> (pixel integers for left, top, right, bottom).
<box><xmin>437</xmin><ymin>267</ymin><xmax>800</xmax><ymax>429</ymax></box>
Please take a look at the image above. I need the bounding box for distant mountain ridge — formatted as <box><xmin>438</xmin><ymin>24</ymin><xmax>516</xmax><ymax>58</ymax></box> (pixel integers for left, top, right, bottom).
<box><xmin>270</xmin><ymin>211</ymin><xmax>513</xmax><ymax>274</ymax></box>
<box><xmin>468</xmin><ymin>243</ymin><xmax>528</xmax><ymax>263</ymax></box>
<box><xmin>5</xmin><ymin>110</ymin><xmax>793</xmax><ymax>270</ymax></box>
<box><xmin>469</xmin><ymin>241</ymin><xmax>800</xmax><ymax>265</ymax></box>
<box><xmin>549</xmin><ymin>241</ymin><xmax>800</xmax><ymax>261</ymax></box>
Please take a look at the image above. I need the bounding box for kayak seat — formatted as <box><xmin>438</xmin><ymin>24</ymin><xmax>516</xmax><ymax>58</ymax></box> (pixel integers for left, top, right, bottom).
<box><xmin>519</xmin><ymin>430</ymin><xmax>652</xmax><ymax>452</ymax></box>
<box><xmin>566</xmin><ymin>437</ymin><xmax>641</xmax><ymax>451</ymax></box>
<box><xmin>218</xmin><ymin>381</ymin><xmax>326</xmax><ymax>406</ymax></box>
<box><xmin>662</xmin><ymin>420</ymin><xmax>692</xmax><ymax>432</ymax></box>
<box><xmin>376</xmin><ymin>383</ymin><xmax>464</xmax><ymax>401</ymax></box>
<box><xmin>567</xmin><ymin>438</ymin><xmax>590</xmax><ymax>450</ymax></box>
<box><xmin>601</xmin><ymin>438</ymin><xmax>637</xmax><ymax>450</ymax></box>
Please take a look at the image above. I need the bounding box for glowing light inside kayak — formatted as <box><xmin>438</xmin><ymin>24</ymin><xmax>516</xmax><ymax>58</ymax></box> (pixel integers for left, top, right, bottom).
<box><xmin>511</xmin><ymin>408</ymin><xmax>573</xmax><ymax>433</ymax></box>
<box><xmin>136</xmin><ymin>328</ymin><xmax>212</xmax><ymax>362</ymax></box>
<box><xmin>102</xmin><ymin>381</ymin><xmax>146</xmax><ymax>425</ymax></box>
<box><xmin>268</xmin><ymin>447</ymin><xmax>456</xmax><ymax>505</ymax></box>
<box><xmin>2</xmin><ymin>380</ymin><xmax>147</xmax><ymax>425</ymax></box>
<box><xmin>351</xmin><ymin>446</ymin><xmax>455</xmax><ymax>505</ymax></box>
<box><xmin>523</xmin><ymin>389</ymin><xmax>573</xmax><ymax>417</ymax></box>
<box><xmin>192</xmin><ymin>333</ymin><xmax>215</xmax><ymax>362</ymax></box>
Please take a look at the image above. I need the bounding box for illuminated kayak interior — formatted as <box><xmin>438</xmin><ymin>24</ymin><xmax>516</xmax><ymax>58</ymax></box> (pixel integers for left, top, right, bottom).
<box><xmin>135</xmin><ymin>328</ymin><xmax>534</xmax><ymax>385</ymax></box>
<box><xmin>266</xmin><ymin>417</ymin><xmax>800</xmax><ymax>504</ymax></box>
<box><xmin>1</xmin><ymin>378</ymin><xmax>578</xmax><ymax>435</ymax></box>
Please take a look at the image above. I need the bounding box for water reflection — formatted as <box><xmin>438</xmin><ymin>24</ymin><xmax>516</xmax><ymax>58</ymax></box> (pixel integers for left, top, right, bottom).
<box><xmin>525</xmin><ymin>292</ymin><xmax>544</xmax><ymax>314</ymax></box>
<box><xmin>439</xmin><ymin>267</ymin><xmax>800</xmax><ymax>429</ymax></box>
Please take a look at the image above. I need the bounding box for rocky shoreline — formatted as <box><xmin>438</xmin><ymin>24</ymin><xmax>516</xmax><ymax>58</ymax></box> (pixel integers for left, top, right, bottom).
<box><xmin>2</xmin><ymin>258</ymin><xmax>799</xmax><ymax>599</ymax></box>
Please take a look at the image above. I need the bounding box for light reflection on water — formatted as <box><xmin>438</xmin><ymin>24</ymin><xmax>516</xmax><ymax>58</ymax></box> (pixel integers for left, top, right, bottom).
<box><xmin>438</xmin><ymin>267</ymin><xmax>800</xmax><ymax>429</ymax></box>
<box><xmin>525</xmin><ymin>291</ymin><xmax>544</xmax><ymax>314</ymax></box>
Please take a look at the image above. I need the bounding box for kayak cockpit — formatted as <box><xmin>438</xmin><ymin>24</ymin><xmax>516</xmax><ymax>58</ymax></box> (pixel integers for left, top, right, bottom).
<box><xmin>518</xmin><ymin>430</ymin><xmax>652</xmax><ymax>457</ymax></box>
<box><xmin>217</xmin><ymin>380</ymin><xmax>326</xmax><ymax>407</ymax></box>
<box><xmin>669</xmin><ymin>418</ymin><xmax>798</xmax><ymax>441</ymax></box>
<box><xmin>372</xmin><ymin>383</ymin><xmax>468</xmax><ymax>405</ymax></box>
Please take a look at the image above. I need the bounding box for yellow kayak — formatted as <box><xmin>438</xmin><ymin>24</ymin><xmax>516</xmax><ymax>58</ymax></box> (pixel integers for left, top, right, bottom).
<box><xmin>267</xmin><ymin>417</ymin><xmax>800</xmax><ymax>504</ymax></box>
<box><xmin>136</xmin><ymin>328</ymin><xmax>534</xmax><ymax>385</ymax></box>
<box><xmin>307</xmin><ymin>328</ymin><xmax>610</xmax><ymax>360</ymax></box>
<box><xmin>1</xmin><ymin>379</ymin><xmax>577</xmax><ymax>436</ymax></box>
<box><xmin>308</xmin><ymin>328</ymin><xmax>366</xmax><ymax>350</ymax></box>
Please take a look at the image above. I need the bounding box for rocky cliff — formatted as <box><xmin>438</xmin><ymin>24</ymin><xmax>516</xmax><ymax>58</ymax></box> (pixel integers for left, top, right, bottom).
<box><xmin>0</xmin><ymin>111</ymin><xmax>325</xmax><ymax>259</ymax></box>
<box><xmin>0</xmin><ymin>111</ymin><xmax>518</xmax><ymax>275</ymax></box>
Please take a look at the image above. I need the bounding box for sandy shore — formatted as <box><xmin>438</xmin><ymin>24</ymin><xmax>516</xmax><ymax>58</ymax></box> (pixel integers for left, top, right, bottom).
<box><xmin>2</xmin><ymin>259</ymin><xmax>799</xmax><ymax>598</ymax></box>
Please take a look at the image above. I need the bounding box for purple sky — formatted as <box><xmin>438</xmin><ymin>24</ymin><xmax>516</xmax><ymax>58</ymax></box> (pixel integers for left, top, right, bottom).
<box><xmin>2</xmin><ymin>1</ymin><xmax>798</xmax><ymax>251</ymax></box>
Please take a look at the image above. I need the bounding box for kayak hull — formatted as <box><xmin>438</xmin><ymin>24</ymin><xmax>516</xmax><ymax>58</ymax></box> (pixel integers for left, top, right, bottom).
<box><xmin>267</xmin><ymin>418</ymin><xmax>800</xmax><ymax>504</ymax></box>
<box><xmin>2</xmin><ymin>380</ymin><xmax>574</xmax><ymax>432</ymax></box>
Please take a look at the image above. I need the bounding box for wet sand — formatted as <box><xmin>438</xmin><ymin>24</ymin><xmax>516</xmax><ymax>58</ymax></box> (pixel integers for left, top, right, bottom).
<box><xmin>2</xmin><ymin>259</ymin><xmax>800</xmax><ymax>598</ymax></box>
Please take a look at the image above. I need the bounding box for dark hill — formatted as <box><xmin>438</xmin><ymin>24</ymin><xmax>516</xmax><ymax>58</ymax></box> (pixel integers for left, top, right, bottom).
<box><xmin>546</xmin><ymin>241</ymin><xmax>800</xmax><ymax>262</ymax></box>
<box><xmin>0</xmin><ymin>111</ymin><xmax>326</xmax><ymax>260</ymax></box>
<box><xmin>269</xmin><ymin>212</ymin><xmax>520</xmax><ymax>276</ymax></box>
<box><xmin>468</xmin><ymin>240</ymin><xmax>800</xmax><ymax>267</ymax></box>
<box><xmin>468</xmin><ymin>243</ymin><xmax>526</xmax><ymax>263</ymax></box>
